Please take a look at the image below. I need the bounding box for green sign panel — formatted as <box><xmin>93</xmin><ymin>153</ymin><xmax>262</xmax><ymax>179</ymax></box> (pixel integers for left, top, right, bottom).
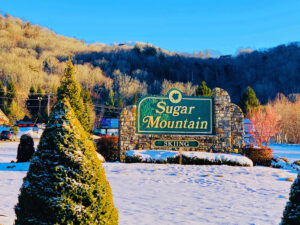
<box><xmin>154</xmin><ymin>140</ymin><xmax>199</xmax><ymax>148</ymax></box>
<box><xmin>136</xmin><ymin>89</ymin><xmax>214</xmax><ymax>135</ymax></box>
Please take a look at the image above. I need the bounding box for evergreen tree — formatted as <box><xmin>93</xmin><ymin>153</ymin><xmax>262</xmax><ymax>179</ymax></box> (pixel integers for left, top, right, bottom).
<box><xmin>26</xmin><ymin>86</ymin><xmax>37</xmax><ymax>120</ymax></box>
<box><xmin>5</xmin><ymin>82</ymin><xmax>24</xmax><ymax>123</ymax></box>
<box><xmin>57</xmin><ymin>59</ymin><xmax>89</xmax><ymax>131</ymax></box>
<box><xmin>195</xmin><ymin>81</ymin><xmax>212</xmax><ymax>97</ymax></box>
<box><xmin>7</xmin><ymin>99</ymin><xmax>25</xmax><ymax>122</ymax></box>
<box><xmin>6</xmin><ymin>81</ymin><xmax>17</xmax><ymax>106</ymax></box>
<box><xmin>81</xmin><ymin>87</ymin><xmax>94</xmax><ymax>131</ymax></box>
<box><xmin>281</xmin><ymin>173</ymin><xmax>300</xmax><ymax>225</ymax></box>
<box><xmin>36</xmin><ymin>85</ymin><xmax>43</xmax><ymax>96</ymax></box>
<box><xmin>105</xmin><ymin>89</ymin><xmax>118</xmax><ymax>117</ymax></box>
<box><xmin>15</xmin><ymin>98</ymin><xmax>118</xmax><ymax>225</ymax></box>
<box><xmin>26</xmin><ymin>86</ymin><xmax>48</xmax><ymax>123</ymax></box>
<box><xmin>0</xmin><ymin>80</ymin><xmax>6</xmax><ymax>112</ymax></box>
<box><xmin>36</xmin><ymin>85</ymin><xmax>48</xmax><ymax>123</ymax></box>
<box><xmin>29</xmin><ymin>86</ymin><xmax>36</xmax><ymax>94</ymax></box>
<box><xmin>106</xmin><ymin>89</ymin><xmax>115</xmax><ymax>108</ymax></box>
<box><xmin>239</xmin><ymin>86</ymin><xmax>260</xmax><ymax>117</ymax></box>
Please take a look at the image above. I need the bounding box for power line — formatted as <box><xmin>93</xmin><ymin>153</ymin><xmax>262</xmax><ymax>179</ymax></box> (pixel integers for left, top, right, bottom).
<box><xmin>0</xmin><ymin>90</ymin><xmax>56</xmax><ymax>95</ymax></box>
<box><xmin>0</xmin><ymin>98</ymin><xmax>123</xmax><ymax>110</ymax></box>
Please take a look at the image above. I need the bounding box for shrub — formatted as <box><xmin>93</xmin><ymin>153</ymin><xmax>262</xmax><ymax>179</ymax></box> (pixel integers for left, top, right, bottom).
<box><xmin>15</xmin><ymin>99</ymin><xmax>118</xmax><ymax>225</ymax></box>
<box><xmin>16</xmin><ymin>134</ymin><xmax>34</xmax><ymax>162</ymax></box>
<box><xmin>243</xmin><ymin>146</ymin><xmax>273</xmax><ymax>166</ymax></box>
<box><xmin>124</xmin><ymin>155</ymin><xmax>143</xmax><ymax>163</ymax></box>
<box><xmin>96</xmin><ymin>136</ymin><xmax>119</xmax><ymax>162</ymax></box>
<box><xmin>292</xmin><ymin>160</ymin><xmax>300</xmax><ymax>166</ymax></box>
<box><xmin>291</xmin><ymin>160</ymin><xmax>300</xmax><ymax>171</ymax></box>
<box><xmin>124</xmin><ymin>154</ymin><xmax>252</xmax><ymax>167</ymax></box>
<box><xmin>167</xmin><ymin>155</ymin><xmax>246</xmax><ymax>167</ymax></box>
<box><xmin>281</xmin><ymin>173</ymin><xmax>300</xmax><ymax>224</ymax></box>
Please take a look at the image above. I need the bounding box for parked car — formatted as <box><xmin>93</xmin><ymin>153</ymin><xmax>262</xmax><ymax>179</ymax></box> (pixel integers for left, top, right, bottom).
<box><xmin>0</xmin><ymin>130</ymin><xmax>16</xmax><ymax>141</ymax></box>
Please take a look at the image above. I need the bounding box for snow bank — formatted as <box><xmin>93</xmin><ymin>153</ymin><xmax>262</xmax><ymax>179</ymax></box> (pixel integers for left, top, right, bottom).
<box><xmin>125</xmin><ymin>150</ymin><xmax>253</xmax><ymax>166</ymax></box>
<box><xmin>272</xmin><ymin>156</ymin><xmax>300</xmax><ymax>172</ymax></box>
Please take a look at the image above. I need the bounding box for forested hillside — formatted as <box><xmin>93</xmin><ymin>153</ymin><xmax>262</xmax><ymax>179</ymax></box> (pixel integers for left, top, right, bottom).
<box><xmin>74</xmin><ymin>43</ymin><xmax>300</xmax><ymax>104</ymax></box>
<box><xmin>1</xmin><ymin>14</ymin><xmax>300</xmax><ymax>107</ymax></box>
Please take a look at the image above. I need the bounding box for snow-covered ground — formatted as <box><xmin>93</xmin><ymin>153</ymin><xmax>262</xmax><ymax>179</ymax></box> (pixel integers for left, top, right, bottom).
<box><xmin>0</xmin><ymin>142</ymin><xmax>298</xmax><ymax>225</ymax></box>
<box><xmin>270</xmin><ymin>144</ymin><xmax>300</xmax><ymax>163</ymax></box>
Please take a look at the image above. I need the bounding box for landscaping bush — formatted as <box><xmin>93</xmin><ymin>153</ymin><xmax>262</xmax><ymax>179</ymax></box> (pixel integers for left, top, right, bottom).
<box><xmin>167</xmin><ymin>155</ymin><xmax>246</xmax><ymax>166</ymax></box>
<box><xmin>291</xmin><ymin>160</ymin><xmax>300</xmax><ymax>171</ymax></box>
<box><xmin>124</xmin><ymin>153</ymin><xmax>252</xmax><ymax>167</ymax></box>
<box><xmin>124</xmin><ymin>155</ymin><xmax>143</xmax><ymax>163</ymax></box>
<box><xmin>15</xmin><ymin>99</ymin><xmax>118</xmax><ymax>225</ymax></box>
<box><xmin>292</xmin><ymin>160</ymin><xmax>300</xmax><ymax>166</ymax></box>
<box><xmin>96</xmin><ymin>136</ymin><xmax>119</xmax><ymax>162</ymax></box>
<box><xmin>243</xmin><ymin>146</ymin><xmax>273</xmax><ymax>166</ymax></box>
<box><xmin>16</xmin><ymin>134</ymin><xmax>35</xmax><ymax>163</ymax></box>
<box><xmin>281</xmin><ymin>173</ymin><xmax>300</xmax><ymax>225</ymax></box>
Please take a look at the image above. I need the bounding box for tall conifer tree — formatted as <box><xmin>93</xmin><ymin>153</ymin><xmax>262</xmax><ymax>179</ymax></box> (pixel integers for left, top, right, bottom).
<box><xmin>15</xmin><ymin>98</ymin><xmax>118</xmax><ymax>224</ymax></box>
<box><xmin>239</xmin><ymin>86</ymin><xmax>260</xmax><ymax>117</ymax></box>
<box><xmin>57</xmin><ymin>59</ymin><xmax>90</xmax><ymax>131</ymax></box>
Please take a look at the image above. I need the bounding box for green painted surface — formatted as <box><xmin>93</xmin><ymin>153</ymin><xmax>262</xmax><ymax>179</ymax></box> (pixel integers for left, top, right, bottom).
<box><xmin>154</xmin><ymin>140</ymin><xmax>199</xmax><ymax>148</ymax></box>
<box><xmin>136</xmin><ymin>89</ymin><xmax>214</xmax><ymax>135</ymax></box>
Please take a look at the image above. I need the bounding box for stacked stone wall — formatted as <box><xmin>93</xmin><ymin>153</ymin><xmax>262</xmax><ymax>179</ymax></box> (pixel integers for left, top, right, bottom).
<box><xmin>119</xmin><ymin>88</ymin><xmax>244</xmax><ymax>158</ymax></box>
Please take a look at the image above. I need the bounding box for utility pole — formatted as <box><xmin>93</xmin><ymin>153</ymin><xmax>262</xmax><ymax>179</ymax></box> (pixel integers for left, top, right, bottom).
<box><xmin>37</xmin><ymin>97</ymin><xmax>42</xmax><ymax>114</ymax></box>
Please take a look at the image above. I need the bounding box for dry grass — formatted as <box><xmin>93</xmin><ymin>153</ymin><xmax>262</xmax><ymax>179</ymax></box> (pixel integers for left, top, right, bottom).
<box><xmin>286</xmin><ymin>177</ymin><xmax>294</xmax><ymax>182</ymax></box>
<box><xmin>0</xmin><ymin>15</ymin><xmax>112</xmax><ymax>94</ymax></box>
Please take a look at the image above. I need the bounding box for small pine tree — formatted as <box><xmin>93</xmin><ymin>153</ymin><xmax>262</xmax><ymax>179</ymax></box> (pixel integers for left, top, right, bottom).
<box><xmin>15</xmin><ymin>99</ymin><xmax>118</xmax><ymax>224</ymax></box>
<box><xmin>57</xmin><ymin>59</ymin><xmax>90</xmax><ymax>131</ymax></box>
<box><xmin>239</xmin><ymin>86</ymin><xmax>260</xmax><ymax>117</ymax></box>
<box><xmin>195</xmin><ymin>81</ymin><xmax>212</xmax><ymax>97</ymax></box>
<box><xmin>281</xmin><ymin>173</ymin><xmax>300</xmax><ymax>225</ymax></box>
<box><xmin>26</xmin><ymin>86</ymin><xmax>38</xmax><ymax>120</ymax></box>
<box><xmin>26</xmin><ymin>86</ymin><xmax>48</xmax><ymax>123</ymax></box>
<box><xmin>105</xmin><ymin>89</ymin><xmax>119</xmax><ymax>117</ymax></box>
<box><xmin>6</xmin><ymin>81</ymin><xmax>17</xmax><ymax>106</ymax></box>
<box><xmin>106</xmin><ymin>89</ymin><xmax>115</xmax><ymax>108</ymax></box>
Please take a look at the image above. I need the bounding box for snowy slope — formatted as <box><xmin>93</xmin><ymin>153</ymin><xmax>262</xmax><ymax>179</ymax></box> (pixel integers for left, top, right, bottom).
<box><xmin>0</xmin><ymin>142</ymin><xmax>298</xmax><ymax>225</ymax></box>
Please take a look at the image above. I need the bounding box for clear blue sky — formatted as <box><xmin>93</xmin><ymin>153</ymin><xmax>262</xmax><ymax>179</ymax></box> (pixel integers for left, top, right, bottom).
<box><xmin>1</xmin><ymin>0</ymin><xmax>300</xmax><ymax>55</ymax></box>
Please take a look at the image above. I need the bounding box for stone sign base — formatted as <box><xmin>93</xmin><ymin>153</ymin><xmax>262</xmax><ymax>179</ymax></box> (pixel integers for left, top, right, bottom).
<box><xmin>119</xmin><ymin>88</ymin><xmax>244</xmax><ymax>158</ymax></box>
